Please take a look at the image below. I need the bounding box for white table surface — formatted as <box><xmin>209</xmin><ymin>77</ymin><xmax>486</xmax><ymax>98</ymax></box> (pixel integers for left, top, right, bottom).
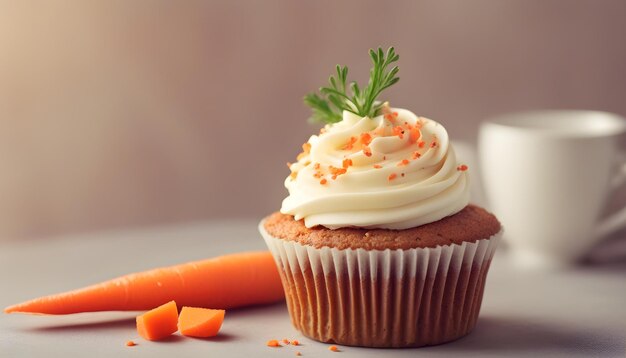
<box><xmin>1</xmin><ymin>220</ymin><xmax>625</xmax><ymax>357</ymax></box>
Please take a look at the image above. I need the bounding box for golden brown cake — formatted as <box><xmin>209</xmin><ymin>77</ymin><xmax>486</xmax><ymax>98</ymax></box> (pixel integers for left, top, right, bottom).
<box><xmin>264</xmin><ymin>205</ymin><xmax>500</xmax><ymax>250</ymax></box>
<box><xmin>261</xmin><ymin>205</ymin><xmax>501</xmax><ymax>347</ymax></box>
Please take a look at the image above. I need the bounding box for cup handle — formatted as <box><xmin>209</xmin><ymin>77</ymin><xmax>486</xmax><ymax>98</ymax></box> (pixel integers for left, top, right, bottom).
<box><xmin>594</xmin><ymin>152</ymin><xmax>626</xmax><ymax>240</ymax></box>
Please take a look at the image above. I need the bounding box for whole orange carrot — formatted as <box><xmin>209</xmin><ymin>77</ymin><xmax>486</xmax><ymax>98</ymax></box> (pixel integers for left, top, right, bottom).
<box><xmin>5</xmin><ymin>251</ymin><xmax>284</xmax><ymax>315</ymax></box>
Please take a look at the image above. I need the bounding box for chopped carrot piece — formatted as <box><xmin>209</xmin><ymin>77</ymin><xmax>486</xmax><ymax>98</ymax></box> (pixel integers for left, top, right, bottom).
<box><xmin>125</xmin><ymin>340</ymin><xmax>136</xmax><ymax>347</ymax></box>
<box><xmin>457</xmin><ymin>164</ymin><xmax>468</xmax><ymax>171</ymax></box>
<box><xmin>418</xmin><ymin>141</ymin><xmax>425</xmax><ymax>148</ymax></box>
<box><xmin>267</xmin><ymin>339</ymin><xmax>281</xmax><ymax>347</ymax></box>
<box><xmin>329</xmin><ymin>345</ymin><xmax>339</xmax><ymax>352</ymax></box>
<box><xmin>412</xmin><ymin>151</ymin><xmax>421</xmax><ymax>160</ymax></box>
<box><xmin>178</xmin><ymin>306</ymin><xmax>225</xmax><ymax>338</ymax></box>
<box><xmin>292</xmin><ymin>339</ymin><xmax>300</xmax><ymax>346</ymax></box>
<box><xmin>136</xmin><ymin>301</ymin><xmax>178</xmax><ymax>341</ymax></box>
<box><xmin>320</xmin><ymin>178</ymin><xmax>328</xmax><ymax>185</ymax></box>
<box><xmin>342</xmin><ymin>159</ymin><xmax>353</xmax><ymax>169</ymax></box>
<box><xmin>282</xmin><ymin>338</ymin><xmax>290</xmax><ymax>344</ymax></box>
<box><xmin>296</xmin><ymin>352</ymin><xmax>302</xmax><ymax>356</ymax></box>
<box><xmin>388</xmin><ymin>173</ymin><xmax>397</xmax><ymax>181</ymax></box>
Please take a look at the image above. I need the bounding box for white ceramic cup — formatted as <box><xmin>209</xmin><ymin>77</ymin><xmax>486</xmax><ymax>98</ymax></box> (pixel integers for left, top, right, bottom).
<box><xmin>479</xmin><ymin>110</ymin><xmax>626</xmax><ymax>268</ymax></box>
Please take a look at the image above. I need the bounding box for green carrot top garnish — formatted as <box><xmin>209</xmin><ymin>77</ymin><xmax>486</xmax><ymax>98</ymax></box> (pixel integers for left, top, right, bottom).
<box><xmin>304</xmin><ymin>47</ymin><xmax>400</xmax><ymax>124</ymax></box>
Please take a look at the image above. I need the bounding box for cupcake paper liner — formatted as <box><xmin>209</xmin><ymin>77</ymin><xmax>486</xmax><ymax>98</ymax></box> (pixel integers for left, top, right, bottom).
<box><xmin>259</xmin><ymin>221</ymin><xmax>501</xmax><ymax>348</ymax></box>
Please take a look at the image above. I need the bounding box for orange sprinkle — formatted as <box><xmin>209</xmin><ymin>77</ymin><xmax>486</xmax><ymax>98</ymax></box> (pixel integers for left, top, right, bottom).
<box><xmin>409</xmin><ymin>127</ymin><xmax>421</xmax><ymax>143</ymax></box>
<box><xmin>457</xmin><ymin>164</ymin><xmax>469</xmax><ymax>171</ymax></box>
<box><xmin>342</xmin><ymin>136</ymin><xmax>358</xmax><ymax>150</ymax></box>
<box><xmin>282</xmin><ymin>339</ymin><xmax>290</xmax><ymax>345</ymax></box>
<box><xmin>342</xmin><ymin>158</ymin><xmax>353</xmax><ymax>169</ymax></box>
<box><xmin>418</xmin><ymin>141</ymin><xmax>425</xmax><ymax>148</ymax></box>
<box><xmin>267</xmin><ymin>340</ymin><xmax>281</xmax><ymax>347</ymax></box>
<box><xmin>393</xmin><ymin>126</ymin><xmax>404</xmax><ymax>139</ymax></box>
<box><xmin>296</xmin><ymin>352</ymin><xmax>302</xmax><ymax>356</ymax></box>
<box><xmin>412</xmin><ymin>151</ymin><xmax>421</xmax><ymax>160</ymax></box>
<box><xmin>363</xmin><ymin>146</ymin><xmax>372</xmax><ymax>157</ymax></box>
<box><xmin>125</xmin><ymin>341</ymin><xmax>136</xmax><ymax>347</ymax></box>
<box><xmin>360</xmin><ymin>133</ymin><xmax>372</xmax><ymax>146</ymax></box>
<box><xmin>329</xmin><ymin>166</ymin><xmax>347</xmax><ymax>176</ymax></box>
<box><xmin>373</xmin><ymin>164</ymin><xmax>383</xmax><ymax>169</ymax></box>
<box><xmin>388</xmin><ymin>173</ymin><xmax>397</xmax><ymax>181</ymax></box>
<box><xmin>397</xmin><ymin>159</ymin><xmax>410</xmax><ymax>167</ymax></box>
<box><xmin>292</xmin><ymin>340</ymin><xmax>300</xmax><ymax>346</ymax></box>
<box><xmin>430</xmin><ymin>141</ymin><xmax>437</xmax><ymax>148</ymax></box>
<box><xmin>320</xmin><ymin>178</ymin><xmax>328</xmax><ymax>185</ymax></box>
<box><xmin>329</xmin><ymin>345</ymin><xmax>339</xmax><ymax>352</ymax></box>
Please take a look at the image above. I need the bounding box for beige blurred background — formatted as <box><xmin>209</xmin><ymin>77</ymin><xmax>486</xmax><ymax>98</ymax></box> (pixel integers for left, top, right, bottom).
<box><xmin>0</xmin><ymin>0</ymin><xmax>625</xmax><ymax>240</ymax></box>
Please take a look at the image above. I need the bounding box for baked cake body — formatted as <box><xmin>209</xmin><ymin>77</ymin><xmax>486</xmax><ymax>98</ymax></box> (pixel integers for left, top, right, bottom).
<box><xmin>261</xmin><ymin>205</ymin><xmax>501</xmax><ymax>347</ymax></box>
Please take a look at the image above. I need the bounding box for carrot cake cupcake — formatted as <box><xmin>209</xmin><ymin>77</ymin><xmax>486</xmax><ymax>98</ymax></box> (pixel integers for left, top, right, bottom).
<box><xmin>259</xmin><ymin>47</ymin><xmax>502</xmax><ymax>348</ymax></box>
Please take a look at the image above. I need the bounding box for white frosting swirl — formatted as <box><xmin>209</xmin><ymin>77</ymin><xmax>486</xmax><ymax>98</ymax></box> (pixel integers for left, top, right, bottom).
<box><xmin>281</xmin><ymin>108</ymin><xmax>469</xmax><ymax>230</ymax></box>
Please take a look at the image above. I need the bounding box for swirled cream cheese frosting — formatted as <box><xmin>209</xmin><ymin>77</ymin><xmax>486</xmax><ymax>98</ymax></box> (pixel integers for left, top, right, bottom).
<box><xmin>281</xmin><ymin>107</ymin><xmax>470</xmax><ymax>230</ymax></box>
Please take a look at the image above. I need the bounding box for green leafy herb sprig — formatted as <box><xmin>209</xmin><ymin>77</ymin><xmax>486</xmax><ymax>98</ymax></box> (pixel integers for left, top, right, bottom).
<box><xmin>304</xmin><ymin>47</ymin><xmax>400</xmax><ymax>124</ymax></box>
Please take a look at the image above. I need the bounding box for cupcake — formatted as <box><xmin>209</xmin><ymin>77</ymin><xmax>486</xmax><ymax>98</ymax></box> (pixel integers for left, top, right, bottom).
<box><xmin>259</xmin><ymin>47</ymin><xmax>501</xmax><ymax>348</ymax></box>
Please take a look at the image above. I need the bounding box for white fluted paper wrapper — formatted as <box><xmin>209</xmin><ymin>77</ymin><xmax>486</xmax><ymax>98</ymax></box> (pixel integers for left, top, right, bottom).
<box><xmin>259</xmin><ymin>220</ymin><xmax>501</xmax><ymax>347</ymax></box>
